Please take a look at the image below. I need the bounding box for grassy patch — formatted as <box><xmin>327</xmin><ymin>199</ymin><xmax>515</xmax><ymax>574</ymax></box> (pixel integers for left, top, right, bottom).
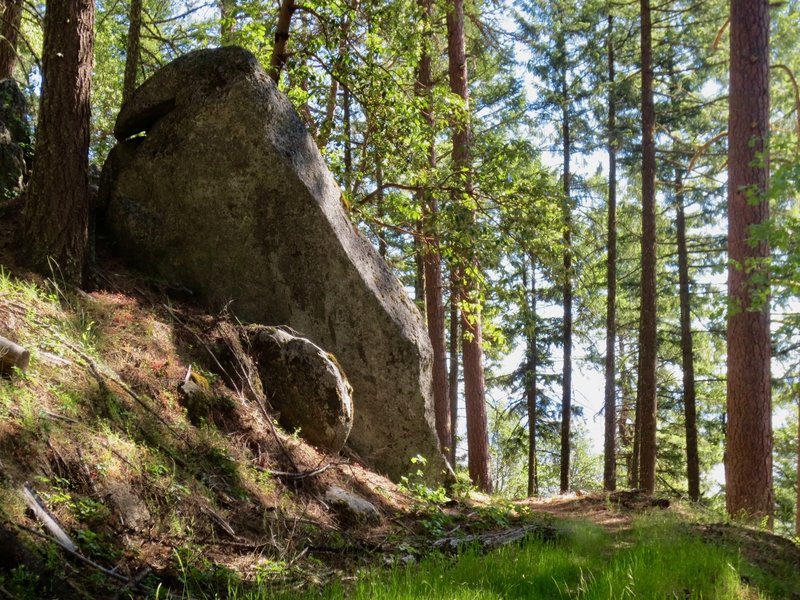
<box><xmin>227</xmin><ymin>514</ymin><xmax>787</xmax><ymax>600</ymax></box>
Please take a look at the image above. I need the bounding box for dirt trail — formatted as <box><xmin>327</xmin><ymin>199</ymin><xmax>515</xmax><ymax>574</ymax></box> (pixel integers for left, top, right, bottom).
<box><xmin>517</xmin><ymin>490</ymin><xmax>672</xmax><ymax>533</ymax></box>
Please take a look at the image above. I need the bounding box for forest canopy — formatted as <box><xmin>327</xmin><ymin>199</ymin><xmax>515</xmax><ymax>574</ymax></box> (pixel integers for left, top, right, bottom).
<box><xmin>2</xmin><ymin>0</ymin><xmax>799</xmax><ymax>536</ymax></box>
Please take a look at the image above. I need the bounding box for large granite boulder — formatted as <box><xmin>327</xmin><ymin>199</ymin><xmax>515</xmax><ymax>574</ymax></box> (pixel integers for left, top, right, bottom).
<box><xmin>99</xmin><ymin>47</ymin><xmax>448</xmax><ymax>482</ymax></box>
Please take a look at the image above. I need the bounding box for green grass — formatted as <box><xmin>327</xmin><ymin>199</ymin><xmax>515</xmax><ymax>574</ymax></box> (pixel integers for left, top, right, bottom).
<box><xmin>194</xmin><ymin>513</ymin><xmax>796</xmax><ymax>600</ymax></box>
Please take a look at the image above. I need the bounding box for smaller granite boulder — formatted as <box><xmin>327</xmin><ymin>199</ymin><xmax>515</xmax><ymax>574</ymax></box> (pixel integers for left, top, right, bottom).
<box><xmin>324</xmin><ymin>486</ymin><xmax>381</xmax><ymax>526</ymax></box>
<box><xmin>247</xmin><ymin>325</ymin><xmax>353</xmax><ymax>452</ymax></box>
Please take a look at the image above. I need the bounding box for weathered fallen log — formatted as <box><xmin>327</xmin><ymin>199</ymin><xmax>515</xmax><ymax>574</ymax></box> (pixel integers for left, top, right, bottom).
<box><xmin>0</xmin><ymin>334</ymin><xmax>29</xmax><ymax>374</ymax></box>
<box><xmin>432</xmin><ymin>522</ymin><xmax>559</xmax><ymax>554</ymax></box>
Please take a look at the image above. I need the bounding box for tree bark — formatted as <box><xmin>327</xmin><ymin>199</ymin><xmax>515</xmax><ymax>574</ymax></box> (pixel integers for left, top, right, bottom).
<box><xmin>22</xmin><ymin>0</ymin><xmax>95</xmax><ymax>286</ymax></box>
<box><xmin>447</xmin><ymin>0</ymin><xmax>491</xmax><ymax>492</ymax></box>
<box><xmin>725</xmin><ymin>0</ymin><xmax>772</xmax><ymax>523</ymax></box>
<box><xmin>675</xmin><ymin>169</ymin><xmax>700</xmax><ymax>502</ymax></box>
<box><xmin>559</xmin><ymin>36</ymin><xmax>572</xmax><ymax>495</ymax></box>
<box><xmin>636</xmin><ymin>0</ymin><xmax>658</xmax><ymax>494</ymax></box>
<box><xmin>603</xmin><ymin>12</ymin><xmax>617</xmax><ymax>493</ymax></box>
<box><xmin>269</xmin><ymin>0</ymin><xmax>296</xmax><ymax>84</ymax></box>
<box><xmin>524</xmin><ymin>258</ymin><xmax>538</xmax><ymax>497</ymax></box>
<box><xmin>0</xmin><ymin>0</ymin><xmax>23</xmax><ymax>79</ymax></box>
<box><xmin>122</xmin><ymin>0</ymin><xmax>143</xmax><ymax>105</ymax></box>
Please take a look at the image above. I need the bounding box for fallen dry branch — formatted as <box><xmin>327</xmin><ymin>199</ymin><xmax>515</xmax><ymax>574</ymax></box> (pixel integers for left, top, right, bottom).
<box><xmin>432</xmin><ymin>522</ymin><xmax>559</xmax><ymax>554</ymax></box>
<box><xmin>22</xmin><ymin>484</ymin><xmax>77</xmax><ymax>553</ymax></box>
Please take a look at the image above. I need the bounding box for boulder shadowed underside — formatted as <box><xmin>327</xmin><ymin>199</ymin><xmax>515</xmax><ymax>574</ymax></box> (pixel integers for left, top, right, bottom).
<box><xmin>99</xmin><ymin>47</ymin><xmax>448</xmax><ymax>482</ymax></box>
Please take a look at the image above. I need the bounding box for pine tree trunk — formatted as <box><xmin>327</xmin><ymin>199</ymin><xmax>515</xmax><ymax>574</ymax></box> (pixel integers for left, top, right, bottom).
<box><xmin>636</xmin><ymin>0</ymin><xmax>658</xmax><ymax>494</ymax></box>
<box><xmin>675</xmin><ymin>170</ymin><xmax>700</xmax><ymax>501</ymax></box>
<box><xmin>0</xmin><ymin>0</ymin><xmax>23</xmax><ymax>79</ymax></box>
<box><xmin>22</xmin><ymin>0</ymin><xmax>95</xmax><ymax>286</ymax></box>
<box><xmin>425</xmin><ymin>245</ymin><xmax>450</xmax><ymax>455</ymax></box>
<box><xmin>269</xmin><ymin>0</ymin><xmax>296</xmax><ymax>83</ymax></box>
<box><xmin>376</xmin><ymin>161</ymin><xmax>388</xmax><ymax>259</ymax></box>
<box><xmin>447</xmin><ymin>0</ymin><xmax>491</xmax><ymax>492</ymax></box>
<box><xmin>122</xmin><ymin>0</ymin><xmax>142</xmax><ymax>104</ymax></box>
<box><xmin>416</xmin><ymin>0</ymin><xmax>450</xmax><ymax>455</ymax></box>
<box><xmin>796</xmin><ymin>392</ymin><xmax>799</xmax><ymax>538</ymax></box>
<box><xmin>618</xmin><ymin>337</ymin><xmax>637</xmax><ymax>488</ymax></box>
<box><xmin>630</xmin><ymin>350</ymin><xmax>641</xmax><ymax>488</ymax></box>
<box><xmin>317</xmin><ymin>7</ymin><xmax>354</xmax><ymax>149</ymax></box>
<box><xmin>449</xmin><ymin>277</ymin><xmax>459</xmax><ymax>466</ymax></box>
<box><xmin>342</xmin><ymin>85</ymin><xmax>353</xmax><ymax>194</ymax></box>
<box><xmin>525</xmin><ymin>258</ymin><xmax>538</xmax><ymax>497</ymax></box>
<box><xmin>725</xmin><ymin>0</ymin><xmax>772</xmax><ymax>523</ymax></box>
<box><xmin>461</xmin><ymin>292</ymin><xmax>491</xmax><ymax>492</ymax></box>
<box><xmin>603</xmin><ymin>12</ymin><xmax>617</xmax><ymax>493</ymax></box>
<box><xmin>559</xmin><ymin>50</ymin><xmax>572</xmax><ymax>495</ymax></box>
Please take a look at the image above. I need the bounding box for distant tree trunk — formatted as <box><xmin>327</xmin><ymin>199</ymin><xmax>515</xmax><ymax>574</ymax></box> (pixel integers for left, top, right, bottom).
<box><xmin>796</xmin><ymin>390</ymin><xmax>799</xmax><ymax>538</ymax></box>
<box><xmin>342</xmin><ymin>86</ymin><xmax>353</xmax><ymax>194</ymax></box>
<box><xmin>269</xmin><ymin>0</ymin><xmax>296</xmax><ymax>84</ymax></box>
<box><xmin>524</xmin><ymin>257</ymin><xmax>538</xmax><ymax>497</ymax></box>
<box><xmin>0</xmin><ymin>0</ymin><xmax>23</xmax><ymax>79</ymax></box>
<box><xmin>376</xmin><ymin>162</ymin><xmax>388</xmax><ymax>258</ymax></box>
<box><xmin>425</xmin><ymin>247</ymin><xmax>450</xmax><ymax>454</ymax></box>
<box><xmin>22</xmin><ymin>0</ymin><xmax>95</xmax><ymax>286</ymax></box>
<box><xmin>447</xmin><ymin>0</ymin><xmax>491</xmax><ymax>492</ymax></box>
<box><xmin>636</xmin><ymin>0</ymin><xmax>658</xmax><ymax>494</ymax></box>
<box><xmin>416</xmin><ymin>0</ymin><xmax>450</xmax><ymax>456</ymax></box>
<box><xmin>725</xmin><ymin>0</ymin><xmax>772</xmax><ymax>523</ymax></box>
<box><xmin>675</xmin><ymin>169</ymin><xmax>700</xmax><ymax>502</ymax></box>
<box><xmin>559</xmin><ymin>42</ymin><xmax>573</xmax><ymax>495</ymax></box>
<box><xmin>122</xmin><ymin>0</ymin><xmax>142</xmax><ymax>104</ymax></box>
<box><xmin>449</xmin><ymin>276</ymin><xmax>460</xmax><ymax>466</ymax></box>
<box><xmin>413</xmin><ymin>235</ymin><xmax>423</xmax><ymax>298</ymax></box>
<box><xmin>618</xmin><ymin>337</ymin><xmax>637</xmax><ymax>488</ymax></box>
<box><xmin>316</xmin><ymin>6</ymin><xmax>355</xmax><ymax>149</ymax></box>
<box><xmin>630</xmin><ymin>361</ymin><xmax>641</xmax><ymax>488</ymax></box>
<box><xmin>219</xmin><ymin>0</ymin><xmax>236</xmax><ymax>45</ymax></box>
<box><xmin>603</xmin><ymin>12</ymin><xmax>617</xmax><ymax>493</ymax></box>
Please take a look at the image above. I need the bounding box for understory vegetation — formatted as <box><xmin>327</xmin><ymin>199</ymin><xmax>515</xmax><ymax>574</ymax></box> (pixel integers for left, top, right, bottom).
<box><xmin>167</xmin><ymin>514</ymin><xmax>800</xmax><ymax>599</ymax></box>
<box><xmin>0</xmin><ymin>261</ymin><xmax>798</xmax><ymax>598</ymax></box>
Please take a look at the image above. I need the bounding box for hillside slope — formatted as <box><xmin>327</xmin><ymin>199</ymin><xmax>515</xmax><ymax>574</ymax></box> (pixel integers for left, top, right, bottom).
<box><xmin>0</xmin><ymin>225</ymin><xmax>798</xmax><ymax>599</ymax></box>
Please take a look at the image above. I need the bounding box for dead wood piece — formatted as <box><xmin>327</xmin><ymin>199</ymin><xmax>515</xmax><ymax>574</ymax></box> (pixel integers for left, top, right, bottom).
<box><xmin>200</xmin><ymin>505</ymin><xmax>237</xmax><ymax>539</ymax></box>
<box><xmin>22</xmin><ymin>484</ymin><xmax>77</xmax><ymax>553</ymax></box>
<box><xmin>38</xmin><ymin>351</ymin><xmax>73</xmax><ymax>366</ymax></box>
<box><xmin>0</xmin><ymin>334</ymin><xmax>29</xmax><ymax>374</ymax></box>
<box><xmin>432</xmin><ymin>523</ymin><xmax>558</xmax><ymax>554</ymax></box>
